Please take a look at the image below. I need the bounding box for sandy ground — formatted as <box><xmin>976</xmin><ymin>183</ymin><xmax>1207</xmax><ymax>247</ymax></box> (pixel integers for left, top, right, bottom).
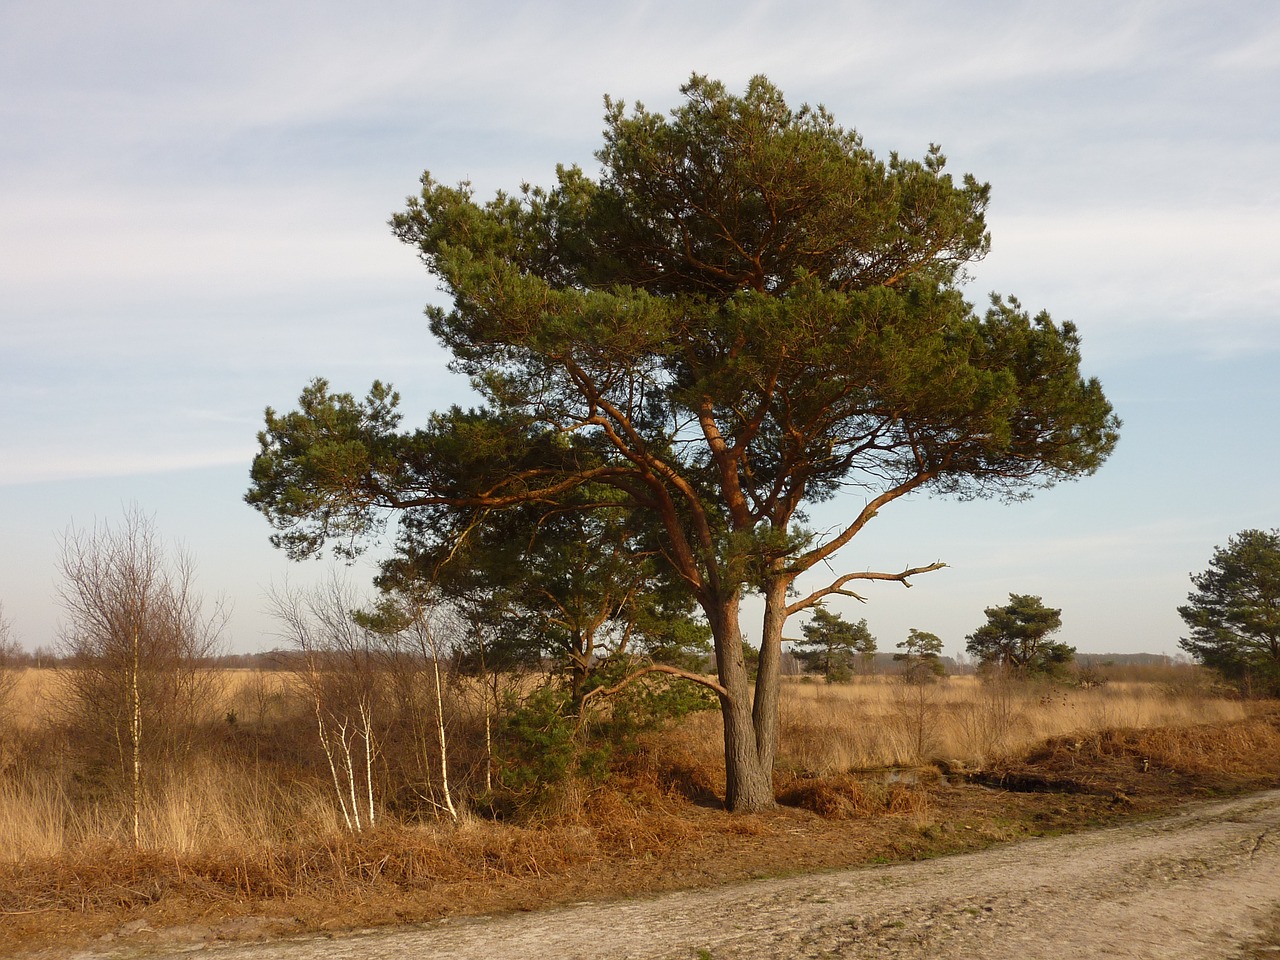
<box><xmin>75</xmin><ymin>788</ymin><xmax>1280</xmax><ymax>960</ymax></box>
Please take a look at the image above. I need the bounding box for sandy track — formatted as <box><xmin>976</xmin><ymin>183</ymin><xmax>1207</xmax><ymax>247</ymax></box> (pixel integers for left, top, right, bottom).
<box><xmin>95</xmin><ymin>790</ymin><xmax>1280</xmax><ymax>960</ymax></box>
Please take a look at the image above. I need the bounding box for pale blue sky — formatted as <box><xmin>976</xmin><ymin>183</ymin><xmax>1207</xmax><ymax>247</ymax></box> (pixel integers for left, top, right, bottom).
<box><xmin>2</xmin><ymin>1</ymin><xmax>1277</xmax><ymax>657</ymax></box>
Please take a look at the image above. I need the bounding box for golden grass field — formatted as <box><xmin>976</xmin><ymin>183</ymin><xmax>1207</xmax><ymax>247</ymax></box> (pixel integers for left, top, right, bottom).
<box><xmin>774</xmin><ymin>672</ymin><xmax>1247</xmax><ymax>770</ymax></box>
<box><xmin>0</xmin><ymin>664</ymin><xmax>1250</xmax><ymax>862</ymax></box>
<box><xmin>1</xmin><ymin>662</ymin><xmax>1276</xmax><ymax>955</ymax></box>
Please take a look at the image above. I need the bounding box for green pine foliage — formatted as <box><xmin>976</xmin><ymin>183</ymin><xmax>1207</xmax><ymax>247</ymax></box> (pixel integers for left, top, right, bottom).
<box><xmin>966</xmin><ymin>594</ymin><xmax>1074</xmax><ymax>679</ymax></box>
<box><xmin>895</xmin><ymin>628</ymin><xmax>947</xmax><ymax>683</ymax></box>
<box><xmin>794</xmin><ymin>608</ymin><xmax>874</xmax><ymax>682</ymax></box>
<box><xmin>1179</xmin><ymin>529</ymin><xmax>1280</xmax><ymax>696</ymax></box>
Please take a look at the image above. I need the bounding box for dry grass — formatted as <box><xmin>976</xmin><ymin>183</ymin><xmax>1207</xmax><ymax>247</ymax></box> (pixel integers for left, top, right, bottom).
<box><xmin>0</xmin><ymin>667</ymin><xmax>1250</xmax><ymax>865</ymax></box>
<box><xmin>0</xmin><ymin>759</ymin><xmax>345</xmax><ymax>862</ymax></box>
<box><xmin>0</xmin><ymin>661</ymin><xmax>1274</xmax><ymax>955</ymax></box>
<box><xmin>771</xmin><ymin>674</ymin><xmax>1248</xmax><ymax>772</ymax></box>
<box><xmin>0</xmin><ymin>759</ymin><xmax>703</xmax><ymax>927</ymax></box>
<box><xmin>1</xmin><ymin>668</ymin><xmax>53</xmax><ymax>733</ymax></box>
<box><xmin>4</xmin><ymin>667</ymin><xmax>302</xmax><ymax>731</ymax></box>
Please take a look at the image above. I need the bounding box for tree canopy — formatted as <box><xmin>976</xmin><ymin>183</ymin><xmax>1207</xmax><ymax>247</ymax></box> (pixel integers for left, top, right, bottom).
<box><xmin>1178</xmin><ymin>529</ymin><xmax>1280</xmax><ymax>695</ymax></box>
<box><xmin>794</xmin><ymin>607</ymin><xmax>874</xmax><ymax>681</ymax></box>
<box><xmin>377</xmin><ymin>490</ymin><xmax>711</xmax><ymax>706</ymax></box>
<box><xmin>895</xmin><ymin>628</ymin><xmax>946</xmax><ymax>682</ymax></box>
<box><xmin>965</xmin><ymin>594</ymin><xmax>1073</xmax><ymax>678</ymax></box>
<box><xmin>247</xmin><ymin>74</ymin><xmax>1119</xmax><ymax>810</ymax></box>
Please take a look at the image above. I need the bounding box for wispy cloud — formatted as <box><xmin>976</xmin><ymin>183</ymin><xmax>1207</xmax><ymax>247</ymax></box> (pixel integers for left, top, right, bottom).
<box><xmin>0</xmin><ymin>447</ymin><xmax>255</xmax><ymax>488</ymax></box>
<box><xmin>1</xmin><ymin>0</ymin><xmax>1277</xmax><ymax>653</ymax></box>
<box><xmin>976</xmin><ymin>206</ymin><xmax>1280</xmax><ymax>356</ymax></box>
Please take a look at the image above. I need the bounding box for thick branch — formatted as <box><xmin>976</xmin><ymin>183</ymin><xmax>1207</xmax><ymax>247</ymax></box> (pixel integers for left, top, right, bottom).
<box><xmin>792</xmin><ymin>470</ymin><xmax>934</xmax><ymax>572</ymax></box>
<box><xmin>579</xmin><ymin>663</ymin><xmax>730</xmax><ymax>705</ymax></box>
<box><xmin>552</xmin><ymin>361</ymin><xmax>716</xmax><ymax>594</ymax></box>
<box><xmin>386</xmin><ymin>464</ymin><xmax>636</xmax><ymax>511</ymax></box>
<box><xmin>696</xmin><ymin>397</ymin><xmax>753</xmax><ymax>529</ymax></box>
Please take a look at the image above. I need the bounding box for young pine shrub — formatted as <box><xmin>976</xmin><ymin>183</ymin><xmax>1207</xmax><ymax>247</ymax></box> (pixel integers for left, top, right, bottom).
<box><xmin>489</xmin><ymin>663</ymin><xmax>717</xmax><ymax>817</ymax></box>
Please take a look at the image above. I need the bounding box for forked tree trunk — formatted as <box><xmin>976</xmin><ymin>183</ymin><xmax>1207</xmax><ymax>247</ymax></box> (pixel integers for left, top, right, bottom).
<box><xmin>721</xmin><ymin>692</ymin><xmax>774</xmax><ymax>811</ymax></box>
<box><xmin>709</xmin><ymin>592</ymin><xmax>775</xmax><ymax>812</ymax></box>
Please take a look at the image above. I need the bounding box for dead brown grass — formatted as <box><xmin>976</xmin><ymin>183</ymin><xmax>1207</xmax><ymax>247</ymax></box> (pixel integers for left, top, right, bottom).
<box><xmin>1</xmin><ymin>669</ymin><xmax>51</xmax><ymax>734</ymax></box>
<box><xmin>0</xmin><ymin>763</ymin><xmax>710</xmax><ymax>951</ymax></box>
<box><xmin>3</xmin><ymin>667</ymin><xmax>301</xmax><ymax>731</ymax></box>
<box><xmin>0</xmin><ymin>670</ymin><xmax>1251</xmax><ymax>862</ymax></box>
<box><xmin>5</xmin><ymin>711</ymin><xmax>1277</xmax><ymax>956</ymax></box>
<box><xmin>774</xmin><ymin>673</ymin><xmax>1249</xmax><ymax>771</ymax></box>
<box><xmin>1005</xmin><ymin>714</ymin><xmax>1280</xmax><ymax>793</ymax></box>
<box><xmin>775</xmin><ymin>774</ymin><xmax>933</xmax><ymax>823</ymax></box>
<box><xmin>1</xmin><ymin>664</ymin><xmax>1276</xmax><ymax>957</ymax></box>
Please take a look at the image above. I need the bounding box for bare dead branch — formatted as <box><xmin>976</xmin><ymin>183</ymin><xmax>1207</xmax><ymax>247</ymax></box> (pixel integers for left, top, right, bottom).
<box><xmin>786</xmin><ymin>561</ymin><xmax>948</xmax><ymax>617</ymax></box>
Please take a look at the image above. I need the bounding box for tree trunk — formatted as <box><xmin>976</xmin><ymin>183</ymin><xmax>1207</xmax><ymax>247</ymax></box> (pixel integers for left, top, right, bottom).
<box><xmin>569</xmin><ymin>649</ymin><xmax>588</xmax><ymax>713</ymax></box>
<box><xmin>752</xmin><ymin>575</ymin><xmax>790</xmax><ymax>776</ymax></box>
<box><xmin>131</xmin><ymin>627</ymin><xmax>142</xmax><ymax>849</ymax></box>
<box><xmin>709</xmin><ymin>592</ymin><xmax>775</xmax><ymax>812</ymax></box>
<box><xmin>431</xmin><ymin>656</ymin><xmax>458</xmax><ymax>821</ymax></box>
<box><xmin>722</xmin><ymin>690</ymin><xmax>774</xmax><ymax>811</ymax></box>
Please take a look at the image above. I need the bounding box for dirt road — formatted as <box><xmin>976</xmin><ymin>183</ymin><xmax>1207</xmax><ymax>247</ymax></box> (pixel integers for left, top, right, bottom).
<box><xmin>90</xmin><ymin>789</ymin><xmax>1280</xmax><ymax>960</ymax></box>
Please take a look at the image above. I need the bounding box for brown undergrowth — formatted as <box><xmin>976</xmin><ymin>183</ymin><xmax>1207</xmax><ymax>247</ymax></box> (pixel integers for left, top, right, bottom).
<box><xmin>4</xmin><ymin>709</ymin><xmax>1279</xmax><ymax>957</ymax></box>
<box><xmin>984</xmin><ymin>712</ymin><xmax>1280</xmax><ymax>797</ymax></box>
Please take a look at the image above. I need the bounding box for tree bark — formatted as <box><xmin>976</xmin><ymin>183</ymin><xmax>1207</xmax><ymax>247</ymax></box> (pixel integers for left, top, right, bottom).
<box><xmin>569</xmin><ymin>645</ymin><xmax>588</xmax><ymax>713</ymax></box>
<box><xmin>709</xmin><ymin>592</ymin><xmax>775</xmax><ymax>812</ymax></box>
<box><xmin>131</xmin><ymin>627</ymin><xmax>142</xmax><ymax>849</ymax></box>
<box><xmin>752</xmin><ymin>575</ymin><xmax>790</xmax><ymax>776</ymax></box>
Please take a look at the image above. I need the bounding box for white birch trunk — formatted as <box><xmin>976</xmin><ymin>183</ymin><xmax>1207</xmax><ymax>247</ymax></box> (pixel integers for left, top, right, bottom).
<box><xmin>131</xmin><ymin>627</ymin><xmax>142</xmax><ymax>848</ymax></box>
<box><xmin>432</xmin><ymin>657</ymin><xmax>457</xmax><ymax>821</ymax></box>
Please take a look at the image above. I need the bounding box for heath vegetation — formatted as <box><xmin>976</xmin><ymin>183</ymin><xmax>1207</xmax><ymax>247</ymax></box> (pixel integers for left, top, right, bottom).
<box><xmin>1</xmin><ymin>615</ymin><xmax>1278</xmax><ymax>955</ymax></box>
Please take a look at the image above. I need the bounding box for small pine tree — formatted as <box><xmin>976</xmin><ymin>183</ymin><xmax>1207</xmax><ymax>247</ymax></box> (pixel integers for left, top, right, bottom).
<box><xmin>1179</xmin><ymin>529</ymin><xmax>1280</xmax><ymax>696</ymax></box>
<box><xmin>965</xmin><ymin>594</ymin><xmax>1073</xmax><ymax>678</ymax></box>
<box><xmin>894</xmin><ymin>628</ymin><xmax>946</xmax><ymax>683</ymax></box>
<box><xmin>795</xmin><ymin>608</ymin><xmax>874</xmax><ymax>682</ymax></box>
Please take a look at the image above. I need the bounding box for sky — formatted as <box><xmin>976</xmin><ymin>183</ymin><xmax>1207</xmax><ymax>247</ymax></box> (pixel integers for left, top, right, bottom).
<box><xmin>2</xmin><ymin>0</ymin><xmax>1278</xmax><ymax>660</ymax></box>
